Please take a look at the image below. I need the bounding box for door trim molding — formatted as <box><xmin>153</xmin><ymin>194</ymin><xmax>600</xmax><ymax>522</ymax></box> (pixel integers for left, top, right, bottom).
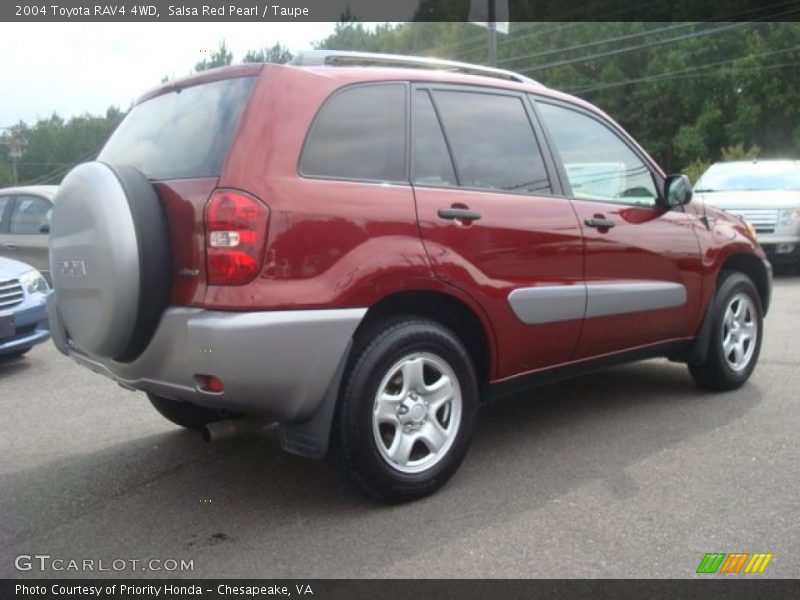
<box><xmin>508</xmin><ymin>280</ymin><xmax>687</xmax><ymax>324</ymax></box>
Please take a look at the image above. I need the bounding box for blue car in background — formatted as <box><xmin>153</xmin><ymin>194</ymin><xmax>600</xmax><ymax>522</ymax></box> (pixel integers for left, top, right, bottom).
<box><xmin>0</xmin><ymin>256</ymin><xmax>50</xmax><ymax>358</ymax></box>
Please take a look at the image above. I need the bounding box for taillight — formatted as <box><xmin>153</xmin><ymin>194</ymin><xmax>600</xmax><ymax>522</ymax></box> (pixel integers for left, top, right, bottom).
<box><xmin>205</xmin><ymin>189</ymin><xmax>269</xmax><ymax>285</ymax></box>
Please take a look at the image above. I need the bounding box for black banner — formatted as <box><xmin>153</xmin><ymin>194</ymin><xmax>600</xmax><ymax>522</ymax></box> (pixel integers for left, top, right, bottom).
<box><xmin>2</xmin><ymin>0</ymin><xmax>800</xmax><ymax>23</ymax></box>
<box><xmin>3</xmin><ymin>579</ymin><xmax>800</xmax><ymax>600</ymax></box>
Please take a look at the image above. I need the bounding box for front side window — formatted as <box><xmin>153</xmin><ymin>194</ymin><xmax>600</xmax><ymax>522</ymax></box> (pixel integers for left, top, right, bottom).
<box><xmin>9</xmin><ymin>195</ymin><xmax>51</xmax><ymax>235</ymax></box>
<box><xmin>300</xmin><ymin>83</ymin><xmax>406</xmax><ymax>183</ymax></box>
<box><xmin>433</xmin><ymin>90</ymin><xmax>552</xmax><ymax>194</ymax></box>
<box><xmin>537</xmin><ymin>101</ymin><xmax>658</xmax><ymax>206</ymax></box>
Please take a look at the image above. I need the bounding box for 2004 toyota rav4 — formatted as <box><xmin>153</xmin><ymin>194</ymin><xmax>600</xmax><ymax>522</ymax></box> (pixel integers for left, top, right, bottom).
<box><xmin>47</xmin><ymin>52</ymin><xmax>771</xmax><ymax>502</ymax></box>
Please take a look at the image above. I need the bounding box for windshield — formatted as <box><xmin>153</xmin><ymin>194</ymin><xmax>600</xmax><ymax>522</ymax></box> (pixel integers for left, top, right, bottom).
<box><xmin>99</xmin><ymin>76</ymin><xmax>256</xmax><ymax>180</ymax></box>
<box><xmin>695</xmin><ymin>162</ymin><xmax>800</xmax><ymax>192</ymax></box>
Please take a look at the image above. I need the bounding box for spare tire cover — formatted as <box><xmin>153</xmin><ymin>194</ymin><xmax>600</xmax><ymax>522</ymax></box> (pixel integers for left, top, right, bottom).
<box><xmin>50</xmin><ymin>161</ymin><xmax>171</xmax><ymax>361</ymax></box>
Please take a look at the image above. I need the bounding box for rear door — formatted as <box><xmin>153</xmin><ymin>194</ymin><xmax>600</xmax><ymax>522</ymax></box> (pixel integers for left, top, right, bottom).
<box><xmin>411</xmin><ymin>85</ymin><xmax>585</xmax><ymax>379</ymax></box>
<box><xmin>0</xmin><ymin>194</ymin><xmax>52</xmax><ymax>279</ymax></box>
<box><xmin>534</xmin><ymin>98</ymin><xmax>704</xmax><ymax>359</ymax></box>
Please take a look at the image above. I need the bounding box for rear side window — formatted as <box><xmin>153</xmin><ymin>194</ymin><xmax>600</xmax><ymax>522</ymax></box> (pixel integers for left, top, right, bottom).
<box><xmin>98</xmin><ymin>76</ymin><xmax>256</xmax><ymax>180</ymax></box>
<box><xmin>433</xmin><ymin>90</ymin><xmax>552</xmax><ymax>194</ymax></box>
<box><xmin>300</xmin><ymin>84</ymin><xmax>406</xmax><ymax>183</ymax></box>
<box><xmin>413</xmin><ymin>90</ymin><xmax>457</xmax><ymax>187</ymax></box>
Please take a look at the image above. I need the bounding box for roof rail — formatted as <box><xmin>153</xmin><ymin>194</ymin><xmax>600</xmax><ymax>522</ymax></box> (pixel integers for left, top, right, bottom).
<box><xmin>290</xmin><ymin>50</ymin><xmax>539</xmax><ymax>85</ymax></box>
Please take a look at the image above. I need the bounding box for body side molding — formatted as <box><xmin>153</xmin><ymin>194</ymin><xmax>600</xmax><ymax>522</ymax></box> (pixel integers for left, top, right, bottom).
<box><xmin>508</xmin><ymin>281</ymin><xmax>687</xmax><ymax>325</ymax></box>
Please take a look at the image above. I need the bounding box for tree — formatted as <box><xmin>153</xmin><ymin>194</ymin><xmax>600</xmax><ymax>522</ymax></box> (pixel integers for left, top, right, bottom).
<box><xmin>242</xmin><ymin>43</ymin><xmax>293</xmax><ymax>64</ymax></box>
<box><xmin>195</xmin><ymin>40</ymin><xmax>233</xmax><ymax>72</ymax></box>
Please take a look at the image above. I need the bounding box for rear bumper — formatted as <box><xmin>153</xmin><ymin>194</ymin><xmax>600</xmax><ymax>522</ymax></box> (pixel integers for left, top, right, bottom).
<box><xmin>48</xmin><ymin>297</ymin><xmax>365</xmax><ymax>422</ymax></box>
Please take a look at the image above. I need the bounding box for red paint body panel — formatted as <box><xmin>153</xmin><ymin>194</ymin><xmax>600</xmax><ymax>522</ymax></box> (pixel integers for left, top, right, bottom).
<box><xmin>414</xmin><ymin>186</ymin><xmax>584</xmax><ymax>378</ymax></box>
<box><xmin>153</xmin><ymin>178</ymin><xmax>216</xmax><ymax>306</ymax></box>
<box><xmin>569</xmin><ymin>201</ymin><xmax>705</xmax><ymax>358</ymax></box>
<box><xmin>146</xmin><ymin>63</ymin><xmax>767</xmax><ymax>386</ymax></box>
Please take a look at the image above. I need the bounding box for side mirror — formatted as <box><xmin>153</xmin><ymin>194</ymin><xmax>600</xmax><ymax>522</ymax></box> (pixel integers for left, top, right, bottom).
<box><xmin>663</xmin><ymin>174</ymin><xmax>693</xmax><ymax>208</ymax></box>
<box><xmin>40</xmin><ymin>223</ymin><xmax>51</xmax><ymax>234</ymax></box>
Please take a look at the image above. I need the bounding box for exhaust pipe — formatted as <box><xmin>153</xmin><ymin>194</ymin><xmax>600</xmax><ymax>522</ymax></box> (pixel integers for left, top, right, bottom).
<box><xmin>201</xmin><ymin>417</ymin><xmax>268</xmax><ymax>443</ymax></box>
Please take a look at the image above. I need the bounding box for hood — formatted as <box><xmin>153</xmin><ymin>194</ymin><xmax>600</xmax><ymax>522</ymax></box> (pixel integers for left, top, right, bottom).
<box><xmin>696</xmin><ymin>190</ymin><xmax>800</xmax><ymax>210</ymax></box>
<box><xmin>0</xmin><ymin>256</ymin><xmax>38</xmax><ymax>279</ymax></box>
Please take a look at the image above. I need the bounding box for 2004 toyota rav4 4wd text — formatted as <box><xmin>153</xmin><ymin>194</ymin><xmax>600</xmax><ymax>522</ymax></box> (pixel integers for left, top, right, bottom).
<box><xmin>47</xmin><ymin>52</ymin><xmax>772</xmax><ymax>502</ymax></box>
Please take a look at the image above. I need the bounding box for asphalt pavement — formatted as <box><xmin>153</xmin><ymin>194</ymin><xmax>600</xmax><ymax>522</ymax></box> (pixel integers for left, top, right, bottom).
<box><xmin>1</xmin><ymin>269</ymin><xmax>798</xmax><ymax>579</ymax></box>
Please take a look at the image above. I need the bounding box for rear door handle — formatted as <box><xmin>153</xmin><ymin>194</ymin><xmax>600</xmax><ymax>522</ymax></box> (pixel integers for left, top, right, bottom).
<box><xmin>3</xmin><ymin>243</ymin><xmax>19</xmax><ymax>251</ymax></box>
<box><xmin>437</xmin><ymin>208</ymin><xmax>482</xmax><ymax>221</ymax></box>
<box><xmin>584</xmin><ymin>217</ymin><xmax>616</xmax><ymax>229</ymax></box>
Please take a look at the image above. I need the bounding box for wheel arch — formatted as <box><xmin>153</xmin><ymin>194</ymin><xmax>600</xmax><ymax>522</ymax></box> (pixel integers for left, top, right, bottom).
<box><xmin>718</xmin><ymin>252</ymin><xmax>771</xmax><ymax>315</ymax></box>
<box><xmin>355</xmin><ymin>289</ymin><xmax>496</xmax><ymax>390</ymax></box>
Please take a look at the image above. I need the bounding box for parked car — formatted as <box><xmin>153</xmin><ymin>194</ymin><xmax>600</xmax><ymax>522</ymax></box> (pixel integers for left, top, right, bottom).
<box><xmin>0</xmin><ymin>185</ymin><xmax>58</xmax><ymax>283</ymax></box>
<box><xmin>46</xmin><ymin>51</ymin><xmax>771</xmax><ymax>502</ymax></box>
<box><xmin>0</xmin><ymin>256</ymin><xmax>50</xmax><ymax>359</ymax></box>
<box><xmin>695</xmin><ymin>160</ymin><xmax>800</xmax><ymax>266</ymax></box>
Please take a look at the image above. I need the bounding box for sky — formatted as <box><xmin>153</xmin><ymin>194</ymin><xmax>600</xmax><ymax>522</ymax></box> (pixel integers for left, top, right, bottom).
<box><xmin>0</xmin><ymin>22</ymin><xmax>339</xmax><ymax>127</ymax></box>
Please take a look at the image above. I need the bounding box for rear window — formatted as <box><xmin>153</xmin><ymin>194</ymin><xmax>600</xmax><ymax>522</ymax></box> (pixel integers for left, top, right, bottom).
<box><xmin>98</xmin><ymin>76</ymin><xmax>256</xmax><ymax>180</ymax></box>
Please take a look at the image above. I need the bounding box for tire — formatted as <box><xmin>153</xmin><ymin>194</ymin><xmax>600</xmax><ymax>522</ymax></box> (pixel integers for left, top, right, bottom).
<box><xmin>50</xmin><ymin>162</ymin><xmax>171</xmax><ymax>362</ymax></box>
<box><xmin>147</xmin><ymin>393</ymin><xmax>239</xmax><ymax>431</ymax></box>
<box><xmin>336</xmin><ymin>317</ymin><xmax>478</xmax><ymax>503</ymax></box>
<box><xmin>688</xmin><ymin>271</ymin><xmax>763</xmax><ymax>391</ymax></box>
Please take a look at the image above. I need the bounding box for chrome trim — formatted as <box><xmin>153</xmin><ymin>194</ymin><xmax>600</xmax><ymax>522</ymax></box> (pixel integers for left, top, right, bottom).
<box><xmin>291</xmin><ymin>50</ymin><xmax>539</xmax><ymax>85</ymax></box>
<box><xmin>508</xmin><ymin>281</ymin><xmax>687</xmax><ymax>324</ymax></box>
<box><xmin>0</xmin><ymin>278</ymin><xmax>23</xmax><ymax>309</ymax></box>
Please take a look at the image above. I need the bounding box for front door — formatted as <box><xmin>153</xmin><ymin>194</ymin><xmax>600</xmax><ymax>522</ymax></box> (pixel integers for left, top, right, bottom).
<box><xmin>411</xmin><ymin>85</ymin><xmax>585</xmax><ymax>379</ymax></box>
<box><xmin>535</xmin><ymin>100</ymin><xmax>705</xmax><ymax>359</ymax></box>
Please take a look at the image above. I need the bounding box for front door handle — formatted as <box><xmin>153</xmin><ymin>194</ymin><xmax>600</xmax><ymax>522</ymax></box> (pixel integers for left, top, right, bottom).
<box><xmin>584</xmin><ymin>217</ymin><xmax>616</xmax><ymax>229</ymax></box>
<box><xmin>437</xmin><ymin>208</ymin><xmax>482</xmax><ymax>221</ymax></box>
<box><xmin>3</xmin><ymin>243</ymin><xmax>19</xmax><ymax>251</ymax></box>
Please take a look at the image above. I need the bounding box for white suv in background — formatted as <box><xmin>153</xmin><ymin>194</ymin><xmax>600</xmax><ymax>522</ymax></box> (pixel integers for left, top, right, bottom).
<box><xmin>695</xmin><ymin>160</ymin><xmax>800</xmax><ymax>267</ymax></box>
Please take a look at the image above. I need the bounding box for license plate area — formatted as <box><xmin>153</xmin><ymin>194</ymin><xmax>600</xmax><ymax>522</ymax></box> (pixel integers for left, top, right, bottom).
<box><xmin>0</xmin><ymin>314</ymin><xmax>15</xmax><ymax>339</ymax></box>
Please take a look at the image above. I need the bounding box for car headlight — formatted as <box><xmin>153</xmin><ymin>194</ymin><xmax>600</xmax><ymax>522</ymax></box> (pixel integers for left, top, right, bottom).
<box><xmin>778</xmin><ymin>208</ymin><xmax>800</xmax><ymax>225</ymax></box>
<box><xmin>19</xmin><ymin>270</ymin><xmax>49</xmax><ymax>295</ymax></box>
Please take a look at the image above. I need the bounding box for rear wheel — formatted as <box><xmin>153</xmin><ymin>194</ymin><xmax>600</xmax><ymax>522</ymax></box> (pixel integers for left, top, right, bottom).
<box><xmin>336</xmin><ymin>318</ymin><xmax>478</xmax><ymax>502</ymax></box>
<box><xmin>147</xmin><ymin>393</ymin><xmax>239</xmax><ymax>431</ymax></box>
<box><xmin>689</xmin><ymin>271</ymin><xmax>763</xmax><ymax>391</ymax></box>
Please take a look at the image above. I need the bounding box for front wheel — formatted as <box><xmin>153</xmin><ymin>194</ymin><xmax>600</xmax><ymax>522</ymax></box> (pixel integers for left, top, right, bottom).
<box><xmin>688</xmin><ymin>271</ymin><xmax>763</xmax><ymax>391</ymax></box>
<box><xmin>336</xmin><ymin>318</ymin><xmax>478</xmax><ymax>502</ymax></box>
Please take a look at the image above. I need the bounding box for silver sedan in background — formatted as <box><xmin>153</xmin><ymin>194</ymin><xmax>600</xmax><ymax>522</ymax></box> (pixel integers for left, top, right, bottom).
<box><xmin>0</xmin><ymin>185</ymin><xmax>58</xmax><ymax>283</ymax></box>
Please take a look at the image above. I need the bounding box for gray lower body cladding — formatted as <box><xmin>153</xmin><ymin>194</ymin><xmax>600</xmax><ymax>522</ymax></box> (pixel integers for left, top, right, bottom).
<box><xmin>48</xmin><ymin>297</ymin><xmax>366</xmax><ymax>422</ymax></box>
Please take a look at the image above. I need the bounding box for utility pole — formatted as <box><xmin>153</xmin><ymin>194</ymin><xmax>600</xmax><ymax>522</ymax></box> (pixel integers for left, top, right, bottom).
<box><xmin>1</xmin><ymin>126</ymin><xmax>27</xmax><ymax>185</ymax></box>
<box><xmin>487</xmin><ymin>0</ymin><xmax>497</xmax><ymax>67</ymax></box>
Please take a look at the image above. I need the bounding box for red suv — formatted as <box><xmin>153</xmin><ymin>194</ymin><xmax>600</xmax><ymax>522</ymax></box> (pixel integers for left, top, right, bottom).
<box><xmin>47</xmin><ymin>52</ymin><xmax>772</xmax><ymax>502</ymax></box>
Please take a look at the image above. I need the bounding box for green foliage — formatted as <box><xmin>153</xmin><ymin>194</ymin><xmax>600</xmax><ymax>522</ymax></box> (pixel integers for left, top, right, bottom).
<box><xmin>195</xmin><ymin>40</ymin><xmax>233</xmax><ymax>72</ymax></box>
<box><xmin>242</xmin><ymin>43</ymin><xmax>293</xmax><ymax>64</ymax></box>
<box><xmin>720</xmin><ymin>142</ymin><xmax>761</xmax><ymax>161</ymax></box>
<box><xmin>684</xmin><ymin>158</ymin><xmax>712</xmax><ymax>185</ymax></box>
<box><xmin>0</xmin><ymin>108</ymin><xmax>125</xmax><ymax>185</ymax></box>
<box><xmin>315</xmin><ymin>21</ymin><xmax>800</xmax><ymax>174</ymax></box>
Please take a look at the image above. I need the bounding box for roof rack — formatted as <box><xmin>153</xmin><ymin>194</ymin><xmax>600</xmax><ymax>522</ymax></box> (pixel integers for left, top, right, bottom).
<box><xmin>290</xmin><ymin>50</ymin><xmax>539</xmax><ymax>85</ymax></box>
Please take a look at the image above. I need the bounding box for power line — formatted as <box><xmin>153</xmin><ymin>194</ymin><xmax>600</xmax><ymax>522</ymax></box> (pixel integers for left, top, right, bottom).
<box><xmin>516</xmin><ymin>21</ymin><xmax>757</xmax><ymax>75</ymax></box>
<box><xmin>567</xmin><ymin>43</ymin><xmax>800</xmax><ymax>94</ymax></box>
<box><xmin>498</xmin><ymin>22</ymin><xmax>697</xmax><ymax>66</ymax></box>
